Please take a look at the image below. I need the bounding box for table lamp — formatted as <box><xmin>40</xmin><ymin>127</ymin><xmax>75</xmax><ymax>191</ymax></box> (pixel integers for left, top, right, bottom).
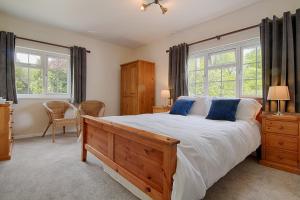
<box><xmin>160</xmin><ymin>89</ymin><xmax>170</xmax><ymax>106</ymax></box>
<box><xmin>267</xmin><ymin>86</ymin><xmax>290</xmax><ymax>115</ymax></box>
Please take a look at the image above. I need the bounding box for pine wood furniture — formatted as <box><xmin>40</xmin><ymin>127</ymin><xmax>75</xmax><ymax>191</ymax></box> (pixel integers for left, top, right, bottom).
<box><xmin>79</xmin><ymin>100</ymin><xmax>105</xmax><ymax>117</ymax></box>
<box><xmin>42</xmin><ymin>101</ymin><xmax>80</xmax><ymax>143</ymax></box>
<box><xmin>81</xmin><ymin>115</ymin><xmax>179</xmax><ymax>200</ymax></box>
<box><xmin>260</xmin><ymin>113</ymin><xmax>300</xmax><ymax>174</ymax></box>
<box><xmin>153</xmin><ymin>106</ymin><xmax>171</xmax><ymax>113</ymax></box>
<box><xmin>120</xmin><ymin>60</ymin><xmax>155</xmax><ymax>115</ymax></box>
<box><xmin>82</xmin><ymin>98</ymin><xmax>262</xmax><ymax>200</ymax></box>
<box><xmin>0</xmin><ymin>102</ymin><xmax>13</xmax><ymax>161</ymax></box>
<box><xmin>78</xmin><ymin>100</ymin><xmax>105</xmax><ymax>136</ymax></box>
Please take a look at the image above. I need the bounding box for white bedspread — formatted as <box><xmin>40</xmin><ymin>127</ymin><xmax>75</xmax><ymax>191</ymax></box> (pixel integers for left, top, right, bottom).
<box><xmin>102</xmin><ymin>113</ymin><xmax>261</xmax><ymax>200</ymax></box>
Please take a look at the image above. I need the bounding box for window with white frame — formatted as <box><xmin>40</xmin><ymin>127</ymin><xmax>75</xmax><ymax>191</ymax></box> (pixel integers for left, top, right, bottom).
<box><xmin>188</xmin><ymin>38</ymin><xmax>262</xmax><ymax>97</ymax></box>
<box><xmin>15</xmin><ymin>47</ymin><xmax>71</xmax><ymax>98</ymax></box>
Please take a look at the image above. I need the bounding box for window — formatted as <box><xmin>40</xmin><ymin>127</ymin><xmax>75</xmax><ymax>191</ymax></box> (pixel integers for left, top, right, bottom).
<box><xmin>188</xmin><ymin>38</ymin><xmax>262</xmax><ymax>97</ymax></box>
<box><xmin>241</xmin><ymin>46</ymin><xmax>262</xmax><ymax>97</ymax></box>
<box><xmin>15</xmin><ymin>47</ymin><xmax>70</xmax><ymax>98</ymax></box>
<box><xmin>188</xmin><ymin>56</ymin><xmax>205</xmax><ymax>95</ymax></box>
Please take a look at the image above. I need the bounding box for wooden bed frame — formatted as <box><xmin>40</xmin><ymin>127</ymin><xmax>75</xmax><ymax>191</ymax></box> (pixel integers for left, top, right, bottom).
<box><xmin>81</xmin><ymin>98</ymin><xmax>262</xmax><ymax>200</ymax></box>
<box><xmin>81</xmin><ymin>115</ymin><xmax>180</xmax><ymax>200</ymax></box>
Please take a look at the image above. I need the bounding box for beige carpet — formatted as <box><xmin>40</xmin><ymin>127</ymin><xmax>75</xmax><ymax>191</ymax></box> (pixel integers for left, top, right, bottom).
<box><xmin>0</xmin><ymin>135</ymin><xmax>299</xmax><ymax>200</ymax></box>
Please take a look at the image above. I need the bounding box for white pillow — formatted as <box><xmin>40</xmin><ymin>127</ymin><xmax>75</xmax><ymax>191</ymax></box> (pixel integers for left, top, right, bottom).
<box><xmin>213</xmin><ymin>97</ymin><xmax>262</xmax><ymax>120</ymax></box>
<box><xmin>178</xmin><ymin>96</ymin><xmax>211</xmax><ymax>116</ymax></box>
<box><xmin>236</xmin><ymin>98</ymin><xmax>262</xmax><ymax>120</ymax></box>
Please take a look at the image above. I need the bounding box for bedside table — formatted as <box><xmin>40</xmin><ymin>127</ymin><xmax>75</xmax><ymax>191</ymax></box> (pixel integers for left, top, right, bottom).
<box><xmin>153</xmin><ymin>106</ymin><xmax>171</xmax><ymax>113</ymax></box>
<box><xmin>260</xmin><ymin>113</ymin><xmax>300</xmax><ymax>174</ymax></box>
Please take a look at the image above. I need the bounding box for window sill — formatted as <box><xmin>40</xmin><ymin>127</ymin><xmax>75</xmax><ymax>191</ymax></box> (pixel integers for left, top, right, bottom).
<box><xmin>17</xmin><ymin>94</ymin><xmax>71</xmax><ymax>100</ymax></box>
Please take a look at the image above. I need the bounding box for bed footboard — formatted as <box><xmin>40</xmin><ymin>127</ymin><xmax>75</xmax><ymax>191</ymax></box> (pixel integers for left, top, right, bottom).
<box><xmin>81</xmin><ymin>115</ymin><xmax>180</xmax><ymax>200</ymax></box>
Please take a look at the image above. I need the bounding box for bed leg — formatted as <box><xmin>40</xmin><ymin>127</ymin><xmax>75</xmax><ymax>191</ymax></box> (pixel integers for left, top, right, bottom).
<box><xmin>256</xmin><ymin>146</ymin><xmax>262</xmax><ymax>161</ymax></box>
<box><xmin>81</xmin><ymin>118</ymin><xmax>87</xmax><ymax>162</ymax></box>
<box><xmin>81</xmin><ymin>146</ymin><xmax>87</xmax><ymax>162</ymax></box>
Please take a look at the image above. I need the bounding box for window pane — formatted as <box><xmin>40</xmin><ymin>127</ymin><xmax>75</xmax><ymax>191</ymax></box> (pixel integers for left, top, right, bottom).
<box><xmin>243</xmin><ymin>79</ymin><xmax>257</xmax><ymax>96</ymax></box>
<box><xmin>243</xmin><ymin>47</ymin><xmax>256</xmax><ymax>64</ymax></box>
<box><xmin>257</xmin><ymin>79</ymin><xmax>262</xmax><ymax>97</ymax></box>
<box><xmin>29</xmin><ymin>54</ymin><xmax>41</xmax><ymax>65</ymax></box>
<box><xmin>47</xmin><ymin>57</ymin><xmax>68</xmax><ymax>94</ymax></box>
<box><xmin>208</xmin><ymin>81</ymin><xmax>221</xmax><ymax>96</ymax></box>
<box><xmin>29</xmin><ymin>68</ymin><xmax>43</xmax><ymax>94</ymax></box>
<box><xmin>257</xmin><ymin>46</ymin><xmax>262</xmax><ymax>62</ymax></box>
<box><xmin>195</xmin><ymin>70</ymin><xmax>204</xmax><ymax>83</ymax></box>
<box><xmin>16</xmin><ymin>53</ymin><xmax>28</xmax><ymax>64</ymax></box>
<box><xmin>188</xmin><ymin>71</ymin><xmax>195</xmax><ymax>83</ymax></box>
<box><xmin>209</xmin><ymin>50</ymin><xmax>236</xmax><ymax>66</ymax></box>
<box><xmin>189</xmin><ymin>82</ymin><xmax>196</xmax><ymax>96</ymax></box>
<box><xmin>243</xmin><ymin>63</ymin><xmax>257</xmax><ymax>79</ymax></box>
<box><xmin>223</xmin><ymin>81</ymin><xmax>236</xmax><ymax>97</ymax></box>
<box><xmin>15</xmin><ymin>66</ymin><xmax>29</xmax><ymax>94</ymax></box>
<box><xmin>188</xmin><ymin>58</ymin><xmax>196</xmax><ymax>71</ymax></box>
<box><xmin>197</xmin><ymin>57</ymin><xmax>205</xmax><ymax>70</ymax></box>
<box><xmin>208</xmin><ymin>69</ymin><xmax>221</xmax><ymax>82</ymax></box>
<box><xmin>188</xmin><ymin>56</ymin><xmax>205</xmax><ymax>96</ymax></box>
<box><xmin>257</xmin><ymin>63</ymin><xmax>262</xmax><ymax>79</ymax></box>
<box><xmin>222</xmin><ymin>67</ymin><xmax>236</xmax><ymax>81</ymax></box>
<box><xmin>195</xmin><ymin>82</ymin><xmax>204</xmax><ymax>95</ymax></box>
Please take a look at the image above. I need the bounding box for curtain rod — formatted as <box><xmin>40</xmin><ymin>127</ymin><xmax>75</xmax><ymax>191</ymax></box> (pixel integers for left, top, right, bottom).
<box><xmin>166</xmin><ymin>24</ymin><xmax>260</xmax><ymax>53</ymax></box>
<box><xmin>15</xmin><ymin>36</ymin><xmax>91</xmax><ymax>53</ymax></box>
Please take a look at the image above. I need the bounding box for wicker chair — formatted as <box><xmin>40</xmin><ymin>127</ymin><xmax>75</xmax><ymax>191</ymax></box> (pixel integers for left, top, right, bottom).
<box><xmin>42</xmin><ymin>101</ymin><xmax>80</xmax><ymax>143</ymax></box>
<box><xmin>78</xmin><ymin>100</ymin><xmax>105</xmax><ymax>139</ymax></box>
<box><xmin>79</xmin><ymin>100</ymin><xmax>105</xmax><ymax>117</ymax></box>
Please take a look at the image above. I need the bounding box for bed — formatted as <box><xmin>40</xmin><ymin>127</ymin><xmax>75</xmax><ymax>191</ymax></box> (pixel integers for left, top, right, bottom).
<box><xmin>81</xmin><ymin>97</ymin><xmax>262</xmax><ymax>200</ymax></box>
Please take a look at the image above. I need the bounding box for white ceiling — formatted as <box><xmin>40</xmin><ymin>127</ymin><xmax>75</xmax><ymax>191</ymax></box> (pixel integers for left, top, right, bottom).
<box><xmin>0</xmin><ymin>0</ymin><xmax>261</xmax><ymax>48</ymax></box>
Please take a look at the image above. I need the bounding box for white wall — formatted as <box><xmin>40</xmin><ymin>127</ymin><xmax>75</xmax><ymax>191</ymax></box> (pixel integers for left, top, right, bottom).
<box><xmin>2</xmin><ymin>0</ymin><xmax>300</xmax><ymax>138</ymax></box>
<box><xmin>0</xmin><ymin>12</ymin><xmax>134</xmax><ymax>138</ymax></box>
<box><xmin>133</xmin><ymin>0</ymin><xmax>300</xmax><ymax>105</ymax></box>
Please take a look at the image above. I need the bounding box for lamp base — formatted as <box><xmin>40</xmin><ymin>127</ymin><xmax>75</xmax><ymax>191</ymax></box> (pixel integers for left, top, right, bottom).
<box><xmin>273</xmin><ymin>100</ymin><xmax>284</xmax><ymax>116</ymax></box>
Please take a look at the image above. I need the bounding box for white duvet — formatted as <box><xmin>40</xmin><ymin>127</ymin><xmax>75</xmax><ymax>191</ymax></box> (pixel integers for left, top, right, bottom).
<box><xmin>102</xmin><ymin>113</ymin><xmax>261</xmax><ymax>200</ymax></box>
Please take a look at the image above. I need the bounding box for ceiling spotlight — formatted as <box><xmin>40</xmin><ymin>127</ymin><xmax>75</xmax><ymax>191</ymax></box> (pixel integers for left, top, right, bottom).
<box><xmin>140</xmin><ymin>0</ymin><xmax>168</xmax><ymax>15</ymax></box>
<box><xmin>140</xmin><ymin>3</ymin><xmax>148</xmax><ymax>11</ymax></box>
<box><xmin>159</xmin><ymin>4</ymin><xmax>168</xmax><ymax>14</ymax></box>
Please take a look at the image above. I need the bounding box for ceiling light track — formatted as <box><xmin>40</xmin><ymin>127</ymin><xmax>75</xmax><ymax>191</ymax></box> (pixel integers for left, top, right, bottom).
<box><xmin>140</xmin><ymin>0</ymin><xmax>168</xmax><ymax>15</ymax></box>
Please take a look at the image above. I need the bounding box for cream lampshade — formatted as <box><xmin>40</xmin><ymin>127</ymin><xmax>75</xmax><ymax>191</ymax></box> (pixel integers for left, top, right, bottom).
<box><xmin>267</xmin><ymin>86</ymin><xmax>290</xmax><ymax>115</ymax></box>
<box><xmin>160</xmin><ymin>90</ymin><xmax>170</xmax><ymax>106</ymax></box>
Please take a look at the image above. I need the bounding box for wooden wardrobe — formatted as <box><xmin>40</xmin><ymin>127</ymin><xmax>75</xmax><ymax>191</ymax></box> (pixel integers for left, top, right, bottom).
<box><xmin>120</xmin><ymin>60</ymin><xmax>155</xmax><ymax>115</ymax></box>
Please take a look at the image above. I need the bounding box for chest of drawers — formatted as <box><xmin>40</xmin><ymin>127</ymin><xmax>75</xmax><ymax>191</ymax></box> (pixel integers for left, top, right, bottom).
<box><xmin>260</xmin><ymin>113</ymin><xmax>300</xmax><ymax>174</ymax></box>
<box><xmin>0</xmin><ymin>102</ymin><xmax>13</xmax><ymax>161</ymax></box>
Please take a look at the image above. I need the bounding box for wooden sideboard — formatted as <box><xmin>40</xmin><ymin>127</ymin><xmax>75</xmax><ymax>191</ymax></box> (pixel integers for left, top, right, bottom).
<box><xmin>0</xmin><ymin>102</ymin><xmax>13</xmax><ymax>161</ymax></box>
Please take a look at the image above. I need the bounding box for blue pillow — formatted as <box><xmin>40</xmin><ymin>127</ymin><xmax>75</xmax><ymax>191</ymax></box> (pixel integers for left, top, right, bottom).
<box><xmin>170</xmin><ymin>99</ymin><xmax>195</xmax><ymax>116</ymax></box>
<box><xmin>206</xmin><ymin>99</ymin><xmax>241</xmax><ymax>121</ymax></box>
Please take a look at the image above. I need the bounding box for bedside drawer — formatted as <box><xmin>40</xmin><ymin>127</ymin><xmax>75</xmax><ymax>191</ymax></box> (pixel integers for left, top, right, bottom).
<box><xmin>265</xmin><ymin>120</ymin><xmax>298</xmax><ymax>135</ymax></box>
<box><xmin>266</xmin><ymin>134</ymin><xmax>298</xmax><ymax>151</ymax></box>
<box><xmin>266</xmin><ymin>149</ymin><xmax>298</xmax><ymax>167</ymax></box>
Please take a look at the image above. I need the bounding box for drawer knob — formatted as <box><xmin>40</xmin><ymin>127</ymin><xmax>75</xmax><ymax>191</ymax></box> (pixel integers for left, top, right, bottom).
<box><xmin>279</xmin><ymin>126</ymin><xmax>284</xmax><ymax>130</ymax></box>
<box><xmin>277</xmin><ymin>156</ymin><xmax>283</xmax><ymax>160</ymax></box>
<box><xmin>278</xmin><ymin>141</ymin><xmax>284</xmax><ymax>146</ymax></box>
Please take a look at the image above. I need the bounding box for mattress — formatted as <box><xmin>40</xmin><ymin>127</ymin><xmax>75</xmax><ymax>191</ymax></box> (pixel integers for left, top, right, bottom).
<box><xmin>102</xmin><ymin>113</ymin><xmax>261</xmax><ymax>200</ymax></box>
